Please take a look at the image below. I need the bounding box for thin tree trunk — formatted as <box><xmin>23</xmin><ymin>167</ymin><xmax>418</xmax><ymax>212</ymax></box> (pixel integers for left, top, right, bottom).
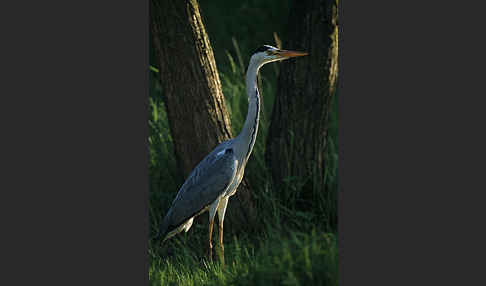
<box><xmin>266</xmin><ymin>0</ymin><xmax>338</xmax><ymax>198</ymax></box>
<box><xmin>150</xmin><ymin>0</ymin><xmax>255</xmax><ymax>232</ymax></box>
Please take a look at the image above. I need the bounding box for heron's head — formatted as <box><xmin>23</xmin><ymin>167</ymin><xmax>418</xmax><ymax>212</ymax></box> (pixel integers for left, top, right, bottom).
<box><xmin>250</xmin><ymin>45</ymin><xmax>308</xmax><ymax>67</ymax></box>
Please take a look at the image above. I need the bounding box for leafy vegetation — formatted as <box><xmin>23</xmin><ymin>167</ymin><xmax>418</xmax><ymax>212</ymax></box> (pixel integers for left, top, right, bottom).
<box><xmin>149</xmin><ymin>1</ymin><xmax>338</xmax><ymax>284</ymax></box>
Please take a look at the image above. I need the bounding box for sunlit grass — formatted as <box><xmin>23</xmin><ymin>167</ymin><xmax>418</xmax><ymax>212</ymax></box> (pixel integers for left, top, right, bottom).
<box><xmin>150</xmin><ymin>229</ymin><xmax>337</xmax><ymax>286</ymax></box>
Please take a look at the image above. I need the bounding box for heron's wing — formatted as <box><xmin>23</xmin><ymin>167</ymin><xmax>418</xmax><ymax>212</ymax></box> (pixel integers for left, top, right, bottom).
<box><xmin>159</xmin><ymin>147</ymin><xmax>238</xmax><ymax>239</ymax></box>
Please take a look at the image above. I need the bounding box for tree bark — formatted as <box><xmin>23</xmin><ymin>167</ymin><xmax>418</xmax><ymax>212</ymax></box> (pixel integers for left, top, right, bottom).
<box><xmin>265</xmin><ymin>0</ymin><xmax>338</xmax><ymax>198</ymax></box>
<box><xmin>150</xmin><ymin>0</ymin><xmax>255</xmax><ymax>232</ymax></box>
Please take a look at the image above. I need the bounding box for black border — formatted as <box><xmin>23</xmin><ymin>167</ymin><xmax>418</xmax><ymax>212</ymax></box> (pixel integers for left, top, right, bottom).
<box><xmin>340</xmin><ymin>1</ymin><xmax>483</xmax><ymax>285</ymax></box>
<box><xmin>2</xmin><ymin>1</ymin><xmax>148</xmax><ymax>285</ymax></box>
<box><xmin>338</xmin><ymin>0</ymin><xmax>344</xmax><ymax>284</ymax></box>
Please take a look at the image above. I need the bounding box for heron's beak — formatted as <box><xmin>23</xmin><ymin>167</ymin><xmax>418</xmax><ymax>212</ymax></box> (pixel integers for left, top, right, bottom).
<box><xmin>276</xmin><ymin>49</ymin><xmax>308</xmax><ymax>59</ymax></box>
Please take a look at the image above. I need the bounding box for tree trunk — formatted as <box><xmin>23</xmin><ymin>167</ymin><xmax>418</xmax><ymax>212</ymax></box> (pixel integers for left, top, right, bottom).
<box><xmin>265</xmin><ymin>0</ymin><xmax>338</xmax><ymax>198</ymax></box>
<box><xmin>150</xmin><ymin>0</ymin><xmax>255</xmax><ymax>232</ymax></box>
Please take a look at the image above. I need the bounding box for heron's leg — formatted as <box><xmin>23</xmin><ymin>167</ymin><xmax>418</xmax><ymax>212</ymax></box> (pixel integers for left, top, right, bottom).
<box><xmin>217</xmin><ymin>196</ymin><xmax>229</xmax><ymax>263</ymax></box>
<box><xmin>208</xmin><ymin>218</ymin><xmax>214</xmax><ymax>260</ymax></box>
<box><xmin>208</xmin><ymin>199</ymin><xmax>220</xmax><ymax>261</ymax></box>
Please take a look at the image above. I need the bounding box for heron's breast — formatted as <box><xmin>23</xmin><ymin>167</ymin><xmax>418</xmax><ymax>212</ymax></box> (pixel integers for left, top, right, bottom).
<box><xmin>226</xmin><ymin>168</ymin><xmax>244</xmax><ymax>197</ymax></box>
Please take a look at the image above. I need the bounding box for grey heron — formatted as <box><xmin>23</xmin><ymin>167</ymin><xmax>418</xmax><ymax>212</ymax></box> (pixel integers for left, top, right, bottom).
<box><xmin>156</xmin><ymin>45</ymin><xmax>308</xmax><ymax>260</ymax></box>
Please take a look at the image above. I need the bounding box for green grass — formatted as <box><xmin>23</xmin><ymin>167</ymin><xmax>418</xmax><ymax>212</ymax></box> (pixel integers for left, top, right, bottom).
<box><xmin>149</xmin><ymin>1</ymin><xmax>339</xmax><ymax>284</ymax></box>
<box><xmin>149</xmin><ymin>229</ymin><xmax>337</xmax><ymax>286</ymax></box>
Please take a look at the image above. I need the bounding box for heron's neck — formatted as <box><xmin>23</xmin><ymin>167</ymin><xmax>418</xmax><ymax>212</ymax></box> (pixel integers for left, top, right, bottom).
<box><xmin>237</xmin><ymin>62</ymin><xmax>261</xmax><ymax>163</ymax></box>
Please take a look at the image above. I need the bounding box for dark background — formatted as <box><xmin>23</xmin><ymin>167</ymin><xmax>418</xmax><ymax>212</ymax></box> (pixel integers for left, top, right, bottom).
<box><xmin>1</xmin><ymin>0</ymin><xmax>485</xmax><ymax>285</ymax></box>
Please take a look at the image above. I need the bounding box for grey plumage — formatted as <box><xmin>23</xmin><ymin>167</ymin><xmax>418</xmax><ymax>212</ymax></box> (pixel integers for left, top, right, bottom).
<box><xmin>157</xmin><ymin>143</ymin><xmax>237</xmax><ymax>241</ymax></box>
